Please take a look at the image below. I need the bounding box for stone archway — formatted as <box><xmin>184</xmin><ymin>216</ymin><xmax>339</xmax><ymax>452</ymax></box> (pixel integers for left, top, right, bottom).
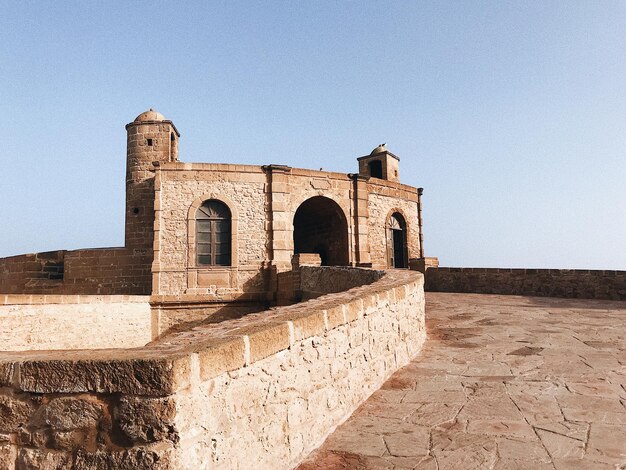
<box><xmin>389</xmin><ymin>212</ymin><xmax>408</xmax><ymax>268</ymax></box>
<box><xmin>293</xmin><ymin>196</ymin><xmax>349</xmax><ymax>266</ymax></box>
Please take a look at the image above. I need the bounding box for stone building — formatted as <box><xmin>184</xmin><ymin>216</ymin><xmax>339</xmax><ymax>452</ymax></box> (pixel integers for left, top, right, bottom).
<box><xmin>0</xmin><ymin>110</ymin><xmax>434</xmax><ymax>468</ymax></box>
<box><xmin>0</xmin><ymin>109</ymin><xmax>427</xmax><ymax>307</ymax></box>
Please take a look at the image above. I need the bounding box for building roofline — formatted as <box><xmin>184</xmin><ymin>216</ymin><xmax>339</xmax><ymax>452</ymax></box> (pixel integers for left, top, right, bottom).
<box><xmin>357</xmin><ymin>150</ymin><xmax>400</xmax><ymax>162</ymax></box>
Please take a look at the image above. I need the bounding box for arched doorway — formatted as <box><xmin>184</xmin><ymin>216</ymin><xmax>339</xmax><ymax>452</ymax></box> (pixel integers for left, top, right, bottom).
<box><xmin>389</xmin><ymin>213</ymin><xmax>408</xmax><ymax>268</ymax></box>
<box><xmin>293</xmin><ymin>196</ymin><xmax>349</xmax><ymax>266</ymax></box>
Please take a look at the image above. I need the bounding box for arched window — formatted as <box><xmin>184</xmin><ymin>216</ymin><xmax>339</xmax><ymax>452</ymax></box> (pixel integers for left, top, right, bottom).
<box><xmin>196</xmin><ymin>200</ymin><xmax>231</xmax><ymax>266</ymax></box>
<box><xmin>389</xmin><ymin>213</ymin><xmax>407</xmax><ymax>268</ymax></box>
<box><xmin>368</xmin><ymin>160</ymin><xmax>383</xmax><ymax>179</ymax></box>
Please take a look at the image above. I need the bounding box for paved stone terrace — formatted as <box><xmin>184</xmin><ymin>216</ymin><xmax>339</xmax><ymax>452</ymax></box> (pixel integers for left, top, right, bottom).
<box><xmin>298</xmin><ymin>292</ymin><xmax>626</xmax><ymax>469</ymax></box>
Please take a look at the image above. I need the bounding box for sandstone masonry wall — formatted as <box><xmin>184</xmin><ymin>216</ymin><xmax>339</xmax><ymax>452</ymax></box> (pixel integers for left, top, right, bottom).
<box><xmin>367</xmin><ymin>186</ymin><xmax>420</xmax><ymax>270</ymax></box>
<box><xmin>0</xmin><ymin>248</ymin><xmax>151</xmax><ymax>295</ymax></box>
<box><xmin>63</xmin><ymin>249</ymin><xmax>151</xmax><ymax>295</ymax></box>
<box><xmin>0</xmin><ymin>252</ymin><xmax>64</xmax><ymax>294</ymax></box>
<box><xmin>170</xmin><ymin>268</ymin><xmax>426</xmax><ymax>469</ymax></box>
<box><xmin>0</xmin><ymin>296</ymin><xmax>151</xmax><ymax>351</ymax></box>
<box><xmin>153</xmin><ymin>163</ymin><xmax>423</xmax><ymax>300</ymax></box>
<box><xmin>425</xmin><ymin>267</ymin><xmax>626</xmax><ymax>300</ymax></box>
<box><xmin>0</xmin><ymin>268</ymin><xmax>425</xmax><ymax>470</ymax></box>
<box><xmin>154</xmin><ymin>164</ymin><xmax>270</xmax><ymax>298</ymax></box>
<box><xmin>299</xmin><ymin>265</ymin><xmax>383</xmax><ymax>298</ymax></box>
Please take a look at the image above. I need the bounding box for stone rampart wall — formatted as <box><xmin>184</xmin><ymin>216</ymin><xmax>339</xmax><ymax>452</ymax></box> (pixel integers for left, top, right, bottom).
<box><xmin>0</xmin><ymin>295</ymin><xmax>152</xmax><ymax>351</ymax></box>
<box><xmin>0</xmin><ymin>248</ymin><xmax>151</xmax><ymax>295</ymax></box>
<box><xmin>0</xmin><ymin>268</ymin><xmax>425</xmax><ymax>469</ymax></box>
<box><xmin>425</xmin><ymin>267</ymin><xmax>626</xmax><ymax>300</ymax></box>
<box><xmin>63</xmin><ymin>248</ymin><xmax>152</xmax><ymax>295</ymax></box>
<box><xmin>0</xmin><ymin>251</ymin><xmax>65</xmax><ymax>294</ymax></box>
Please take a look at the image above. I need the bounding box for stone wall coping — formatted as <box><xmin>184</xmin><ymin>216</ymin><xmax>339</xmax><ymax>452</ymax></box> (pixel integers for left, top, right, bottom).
<box><xmin>0</xmin><ymin>268</ymin><xmax>423</xmax><ymax>396</ymax></box>
<box><xmin>0</xmin><ymin>294</ymin><xmax>150</xmax><ymax>305</ymax></box>
<box><xmin>0</xmin><ymin>247</ymin><xmax>127</xmax><ymax>261</ymax></box>
<box><xmin>158</xmin><ymin>162</ymin><xmax>264</xmax><ymax>173</ymax></box>
<box><xmin>0</xmin><ymin>250</ymin><xmax>66</xmax><ymax>262</ymax></box>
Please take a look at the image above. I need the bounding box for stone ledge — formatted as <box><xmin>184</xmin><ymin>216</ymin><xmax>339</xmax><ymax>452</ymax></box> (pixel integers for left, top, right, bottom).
<box><xmin>16</xmin><ymin>354</ymin><xmax>191</xmax><ymax>396</ymax></box>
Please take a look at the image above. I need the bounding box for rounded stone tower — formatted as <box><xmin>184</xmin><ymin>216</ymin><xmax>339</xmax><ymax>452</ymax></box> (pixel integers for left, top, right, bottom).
<box><xmin>124</xmin><ymin>109</ymin><xmax>180</xmax><ymax>250</ymax></box>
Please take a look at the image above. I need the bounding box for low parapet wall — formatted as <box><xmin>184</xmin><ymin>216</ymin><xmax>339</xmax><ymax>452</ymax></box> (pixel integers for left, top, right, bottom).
<box><xmin>300</xmin><ymin>265</ymin><xmax>384</xmax><ymax>298</ymax></box>
<box><xmin>425</xmin><ymin>267</ymin><xmax>626</xmax><ymax>300</ymax></box>
<box><xmin>0</xmin><ymin>267</ymin><xmax>425</xmax><ymax>469</ymax></box>
<box><xmin>0</xmin><ymin>295</ymin><xmax>152</xmax><ymax>351</ymax></box>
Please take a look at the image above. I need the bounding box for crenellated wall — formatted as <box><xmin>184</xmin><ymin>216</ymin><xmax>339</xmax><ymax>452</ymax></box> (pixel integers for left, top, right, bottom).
<box><xmin>0</xmin><ymin>267</ymin><xmax>425</xmax><ymax>470</ymax></box>
<box><xmin>425</xmin><ymin>267</ymin><xmax>626</xmax><ymax>300</ymax></box>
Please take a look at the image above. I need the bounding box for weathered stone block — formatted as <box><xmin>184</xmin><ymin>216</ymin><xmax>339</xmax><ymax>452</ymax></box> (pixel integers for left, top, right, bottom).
<box><xmin>197</xmin><ymin>337</ymin><xmax>246</xmax><ymax>380</ymax></box>
<box><xmin>0</xmin><ymin>392</ymin><xmax>35</xmax><ymax>433</ymax></box>
<box><xmin>0</xmin><ymin>443</ymin><xmax>16</xmax><ymax>470</ymax></box>
<box><xmin>324</xmin><ymin>303</ymin><xmax>346</xmax><ymax>330</ymax></box>
<box><xmin>35</xmin><ymin>396</ymin><xmax>103</xmax><ymax>431</ymax></box>
<box><xmin>48</xmin><ymin>429</ymin><xmax>94</xmax><ymax>451</ymax></box>
<box><xmin>18</xmin><ymin>356</ymin><xmax>189</xmax><ymax>396</ymax></box>
<box><xmin>279</xmin><ymin>309</ymin><xmax>326</xmax><ymax>341</ymax></box>
<box><xmin>115</xmin><ymin>396</ymin><xmax>177</xmax><ymax>445</ymax></box>
<box><xmin>235</xmin><ymin>322</ymin><xmax>291</xmax><ymax>363</ymax></box>
<box><xmin>72</xmin><ymin>444</ymin><xmax>175</xmax><ymax>470</ymax></box>
<box><xmin>16</xmin><ymin>448</ymin><xmax>72</xmax><ymax>470</ymax></box>
<box><xmin>1</xmin><ymin>364</ymin><xmax>24</xmax><ymax>386</ymax></box>
<box><xmin>344</xmin><ymin>298</ymin><xmax>363</xmax><ymax>323</ymax></box>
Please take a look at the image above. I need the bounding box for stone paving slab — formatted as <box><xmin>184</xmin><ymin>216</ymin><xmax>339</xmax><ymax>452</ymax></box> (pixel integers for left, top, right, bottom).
<box><xmin>297</xmin><ymin>293</ymin><xmax>626</xmax><ymax>469</ymax></box>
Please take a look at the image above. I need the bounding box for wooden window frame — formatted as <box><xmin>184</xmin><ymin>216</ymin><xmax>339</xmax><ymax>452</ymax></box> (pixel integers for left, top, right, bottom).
<box><xmin>187</xmin><ymin>196</ymin><xmax>238</xmax><ymax>270</ymax></box>
<box><xmin>196</xmin><ymin>207</ymin><xmax>231</xmax><ymax>266</ymax></box>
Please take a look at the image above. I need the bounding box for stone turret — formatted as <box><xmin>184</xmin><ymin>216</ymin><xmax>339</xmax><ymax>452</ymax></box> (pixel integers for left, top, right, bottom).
<box><xmin>124</xmin><ymin>109</ymin><xmax>180</xmax><ymax>250</ymax></box>
<box><xmin>357</xmin><ymin>144</ymin><xmax>400</xmax><ymax>182</ymax></box>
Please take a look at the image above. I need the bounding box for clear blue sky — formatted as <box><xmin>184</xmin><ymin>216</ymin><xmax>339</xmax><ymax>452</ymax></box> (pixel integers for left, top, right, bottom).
<box><xmin>1</xmin><ymin>1</ymin><xmax>624</xmax><ymax>269</ymax></box>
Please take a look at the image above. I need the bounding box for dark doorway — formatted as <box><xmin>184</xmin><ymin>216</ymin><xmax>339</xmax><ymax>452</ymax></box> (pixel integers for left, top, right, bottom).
<box><xmin>368</xmin><ymin>160</ymin><xmax>383</xmax><ymax>179</ymax></box>
<box><xmin>293</xmin><ymin>196</ymin><xmax>349</xmax><ymax>266</ymax></box>
<box><xmin>389</xmin><ymin>213</ymin><xmax>407</xmax><ymax>268</ymax></box>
